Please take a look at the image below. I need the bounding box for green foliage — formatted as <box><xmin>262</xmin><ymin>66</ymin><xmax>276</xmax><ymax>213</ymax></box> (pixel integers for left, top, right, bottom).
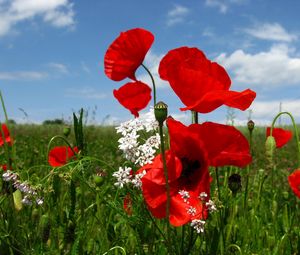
<box><xmin>0</xmin><ymin>124</ymin><xmax>299</xmax><ymax>254</ymax></box>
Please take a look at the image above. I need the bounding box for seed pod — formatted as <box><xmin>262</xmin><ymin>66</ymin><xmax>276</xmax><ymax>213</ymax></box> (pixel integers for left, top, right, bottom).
<box><xmin>154</xmin><ymin>101</ymin><xmax>168</xmax><ymax>125</ymax></box>
<box><xmin>247</xmin><ymin>120</ymin><xmax>255</xmax><ymax>133</ymax></box>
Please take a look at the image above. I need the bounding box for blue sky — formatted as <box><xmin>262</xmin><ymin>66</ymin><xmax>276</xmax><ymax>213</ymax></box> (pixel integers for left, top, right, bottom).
<box><xmin>0</xmin><ymin>0</ymin><xmax>300</xmax><ymax>125</ymax></box>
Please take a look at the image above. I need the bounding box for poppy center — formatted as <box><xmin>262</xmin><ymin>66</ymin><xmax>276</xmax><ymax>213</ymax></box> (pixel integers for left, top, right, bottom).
<box><xmin>180</xmin><ymin>157</ymin><xmax>201</xmax><ymax>179</ymax></box>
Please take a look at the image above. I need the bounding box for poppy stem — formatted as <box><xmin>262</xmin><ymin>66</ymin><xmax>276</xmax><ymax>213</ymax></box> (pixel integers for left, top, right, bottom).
<box><xmin>191</xmin><ymin>111</ymin><xmax>198</xmax><ymax>124</ymax></box>
<box><xmin>270</xmin><ymin>111</ymin><xmax>300</xmax><ymax>166</ymax></box>
<box><xmin>158</xmin><ymin>122</ymin><xmax>172</xmax><ymax>252</ymax></box>
<box><xmin>141</xmin><ymin>64</ymin><xmax>157</xmax><ymax>105</ymax></box>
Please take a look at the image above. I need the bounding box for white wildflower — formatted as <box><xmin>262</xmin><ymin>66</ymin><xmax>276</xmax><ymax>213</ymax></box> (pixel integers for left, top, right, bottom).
<box><xmin>190</xmin><ymin>219</ymin><xmax>206</xmax><ymax>234</ymax></box>
<box><xmin>36</xmin><ymin>198</ymin><xmax>44</xmax><ymax>206</ymax></box>
<box><xmin>3</xmin><ymin>170</ymin><xmax>18</xmax><ymax>182</ymax></box>
<box><xmin>187</xmin><ymin>206</ymin><xmax>197</xmax><ymax>216</ymax></box>
<box><xmin>131</xmin><ymin>170</ymin><xmax>147</xmax><ymax>189</ymax></box>
<box><xmin>112</xmin><ymin>166</ymin><xmax>132</xmax><ymax>188</ymax></box>
<box><xmin>22</xmin><ymin>195</ymin><xmax>32</xmax><ymax>206</ymax></box>
<box><xmin>179</xmin><ymin>190</ymin><xmax>190</xmax><ymax>203</ymax></box>
<box><xmin>199</xmin><ymin>192</ymin><xmax>208</xmax><ymax>201</ymax></box>
<box><xmin>206</xmin><ymin>199</ymin><xmax>217</xmax><ymax>212</ymax></box>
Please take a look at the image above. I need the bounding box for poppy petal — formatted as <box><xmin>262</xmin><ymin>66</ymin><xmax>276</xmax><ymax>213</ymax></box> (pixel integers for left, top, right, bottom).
<box><xmin>48</xmin><ymin>146</ymin><xmax>78</xmax><ymax>167</ymax></box>
<box><xmin>104</xmin><ymin>28</ymin><xmax>154</xmax><ymax>81</ymax></box>
<box><xmin>189</xmin><ymin>122</ymin><xmax>252</xmax><ymax>167</ymax></box>
<box><xmin>113</xmin><ymin>81</ymin><xmax>152</xmax><ymax>117</ymax></box>
<box><xmin>0</xmin><ymin>124</ymin><xmax>12</xmax><ymax>146</ymax></box>
<box><xmin>266</xmin><ymin>127</ymin><xmax>292</xmax><ymax>148</ymax></box>
<box><xmin>288</xmin><ymin>169</ymin><xmax>300</xmax><ymax>199</ymax></box>
<box><xmin>180</xmin><ymin>88</ymin><xmax>256</xmax><ymax>113</ymax></box>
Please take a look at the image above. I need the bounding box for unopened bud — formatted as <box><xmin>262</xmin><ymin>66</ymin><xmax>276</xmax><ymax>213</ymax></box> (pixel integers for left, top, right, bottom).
<box><xmin>247</xmin><ymin>120</ymin><xmax>255</xmax><ymax>133</ymax></box>
<box><xmin>265</xmin><ymin>136</ymin><xmax>276</xmax><ymax>160</ymax></box>
<box><xmin>228</xmin><ymin>174</ymin><xmax>242</xmax><ymax>194</ymax></box>
<box><xmin>63</xmin><ymin>126</ymin><xmax>71</xmax><ymax>137</ymax></box>
<box><xmin>154</xmin><ymin>101</ymin><xmax>168</xmax><ymax>125</ymax></box>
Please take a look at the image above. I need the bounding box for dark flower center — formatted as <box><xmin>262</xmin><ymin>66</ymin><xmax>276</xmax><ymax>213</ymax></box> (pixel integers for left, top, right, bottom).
<box><xmin>180</xmin><ymin>157</ymin><xmax>201</xmax><ymax>179</ymax></box>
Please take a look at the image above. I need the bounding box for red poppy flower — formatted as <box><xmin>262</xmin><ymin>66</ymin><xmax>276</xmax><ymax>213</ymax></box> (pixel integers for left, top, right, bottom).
<box><xmin>104</xmin><ymin>28</ymin><xmax>154</xmax><ymax>81</ymax></box>
<box><xmin>0</xmin><ymin>164</ymin><xmax>7</xmax><ymax>171</ymax></box>
<box><xmin>48</xmin><ymin>146</ymin><xmax>79</xmax><ymax>167</ymax></box>
<box><xmin>139</xmin><ymin>118</ymin><xmax>252</xmax><ymax>226</ymax></box>
<box><xmin>158</xmin><ymin>47</ymin><xmax>256</xmax><ymax>113</ymax></box>
<box><xmin>113</xmin><ymin>81</ymin><xmax>152</xmax><ymax>117</ymax></box>
<box><xmin>123</xmin><ymin>193</ymin><xmax>133</xmax><ymax>215</ymax></box>
<box><xmin>0</xmin><ymin>124</ymin><xmax>12</xmax><ymax>146</ymax></box>
<box><xmin>266</xmin><ymin>127</ymin><xmax>292</xmax><ymax>148</ymax></box>
<box><xmin>288</xmin><ymin>169</ymin><xmax>300</xmax><ymax>199</ymax></box>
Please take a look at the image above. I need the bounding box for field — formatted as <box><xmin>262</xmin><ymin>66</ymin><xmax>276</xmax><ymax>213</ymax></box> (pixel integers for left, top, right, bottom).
<box><xmin>0</xmin><ymin>121</ymin><xmax>299</xmax><ymax>255</ymax></box>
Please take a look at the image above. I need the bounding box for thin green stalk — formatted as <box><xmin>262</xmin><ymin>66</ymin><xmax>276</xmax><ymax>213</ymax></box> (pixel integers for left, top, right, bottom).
<box><xmin>158</xmin><ymin>122</ymin><xmax>172</xmax><ymax>253</ymax></box>
<box><xmin>215</xmin><ymin>167</ymin><xmax>225</xmax><ymax>255</ymax></box>
<box><xmin>141</xmin><ymin>64</ymin><xmax>156</xmax><ymax>105</ymax></box>
<box><xmin>269</xmin><ymin>111</ymin><xmax>300</xmax><ymax>166</ymax></box>
<box><xmin>192</xmin><ymin>111</ymin><xmax>198</xmax><ymax>124</ymax></box>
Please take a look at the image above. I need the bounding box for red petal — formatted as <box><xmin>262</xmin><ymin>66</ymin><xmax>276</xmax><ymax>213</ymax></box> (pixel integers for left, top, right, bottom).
<box><xmin>48</xmin><ymin>146</ymin><xmax>78</xmax><ymax>167</ymax></box>
<box><xmin>288</xmin><ymin>169</ymin><xmax>300</xmax><ymax>199</ymax></box>
<box><xmin>159</xmin><ymin>47</ymin><xmax>255</xmax><ymax>113</ymax></box>
<box><xmin>180</xmin><ymin>89</ymin><xmax>256</xmax><ymax>113</ymax></box>
<box><xmin>113</xmin><ymin>81</ymin><xmax>152</xmax><ymax>117</ymax></box>
<box><xmin>266</xmin><ymin>127</ymin><xmax>292</xmax><ymax>148</ymax></box>
<box><xmin>0</xmin><ymin>124</ymin><xmax>12</xmax><ymax>146</ymax></box>
<box><xmin>190</xmin><ymin>122</ymin><xmax>252</xmax><ymax>167</ymax></box>
<box><xmin>104</xmin><ymin>28</ymin><xmax>154</xmax><ymax>81</ymax></box>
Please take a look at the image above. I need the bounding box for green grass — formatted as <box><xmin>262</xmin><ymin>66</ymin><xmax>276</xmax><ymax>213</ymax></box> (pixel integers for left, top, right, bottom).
<box><xmin>0</xmin><ymin>123</ymin><xmax>299</xmax><ymax>254</ymax></box>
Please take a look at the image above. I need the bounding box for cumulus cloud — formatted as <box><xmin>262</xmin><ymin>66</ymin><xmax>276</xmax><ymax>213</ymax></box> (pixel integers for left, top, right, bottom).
<box><xmin>0</xmin><ymin>71</ymin><xmax>47</xmax><ymax>80</ymax></box>
<box><xmin>216</xmin><ymin>44</ymin><xmax>300</xmax><ymax>87</ymax></box>
<box><xmin>244</xmin><ymin>23</ymin><xmax>297</xmax><ymax>42</ymax></box>
<box><xmin>0</xmin><ymin>0</ymin><xmax>75</xmax><ymax>37</ymax></box>
<box><xmin>205</xmin><ymin>0</ymin><xmax>247</xmax><ymax>13</ymax></box>
<box><xmin>166</xmin><ymin>4</ymin><xmax>190</xmax><ymax>26</ymax></box>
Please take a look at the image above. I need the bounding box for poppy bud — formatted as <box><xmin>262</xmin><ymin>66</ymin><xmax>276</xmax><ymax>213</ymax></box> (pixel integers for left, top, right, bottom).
<box><xmin>247</xmin><ymin>120</ymin><xmax>255</xmax><ymax>133</ymax></box>
<box><xmin>154</xmin><ymin>101</ymin><xmax>168</xmax><ymax>125</ymax></box>
<box><xmin>63</xmin><ymin>126</ymin><xmax>71</xmax><ymax>137</ymax></box>
<box><xmin>228</xmin><ymin>173</ymin><xmax>242</xmax><ymax>194</ymax></box>
<box><xmin>265</xmin><ymin>135</ymin><xmax>276</xmax><ymax>160</ymax></box>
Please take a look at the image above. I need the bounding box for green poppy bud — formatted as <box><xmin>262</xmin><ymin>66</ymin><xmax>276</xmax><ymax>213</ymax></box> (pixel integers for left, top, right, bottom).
<box><xmin>247</xmin><ymin>120</ymin><xmax>255</xmax><ymax>133</ymax></box>
<box><xmin>265</xmin><ymin>135</ymin><xmax>276</xmax><ymax>160</ymax></box>
<box><xmin>63</xmin><ymin>126</ymin><xmax>71</xmax><ymax>137</ymax></box>
<box><xmin>154</xmin><ymin>101</ymin><xmax>168</xmax><ymax>125</ymax></box>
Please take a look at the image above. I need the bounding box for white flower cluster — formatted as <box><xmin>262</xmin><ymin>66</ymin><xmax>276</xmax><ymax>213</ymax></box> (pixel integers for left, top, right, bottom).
<box><xmin>3</xmin><ymin>170</ymin><xmax>43</xmax><ymax>206</ymax></box>
<box><xmin>116</xmin><ymin>108</ymin><xmax>160</xmax><ymax>167</ymax></box>
<box><xmin>112</xmin><ymin>166</ymin><xmax>147</xmax><ymax>189</ymax></box>
<box><xmin>190</xmin><ymin>219</ymin><xmax>206</xmax><ymax>234</ymax></box>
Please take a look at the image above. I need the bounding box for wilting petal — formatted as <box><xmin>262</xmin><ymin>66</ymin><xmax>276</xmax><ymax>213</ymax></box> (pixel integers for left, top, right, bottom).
<box><xmin>48</xmin><ymin>146</ymin><xmax>78</xmax><ymax>167</ymax></box>
<box><xmin>113</xmin><ymin>81</ymin><xmax>152</xmax><ymax>117</ymax></box>
<box><xmin>123</xmin><ymin>194</ymin><xmax>133</xmax><ymax>215</ymax></box>
<box><xmin>266</xmin><ymin>127</ymin><xmax>292</xmax><ymax>148</ymax></box>
<box><xmin>288</xmin><ymin>169</ymin><xmax>300</xmax><ymax>199</ymax></box>
<box><xmin>189</xmin><ymin>122</ymin><xmax>252</xmax><ymax>167</ymax></box>
<box><xmin>104</xmin><ymin>28</ymin><xmax>154</xmax><ymax>81</ymax></box>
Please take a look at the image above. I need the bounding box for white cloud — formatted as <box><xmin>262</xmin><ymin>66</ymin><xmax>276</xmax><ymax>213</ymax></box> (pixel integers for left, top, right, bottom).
<box><xmin>65</xmin><ymin>87</ymin><xmax>107</xmax><ymax>99</ymax></box>
<box><xmin>137</xmin><ymin>50</ymin><xmax>169</xmax><ymax>89</ymax></box>
<box><xmin>205</xmin><ymin>0</ymin><xmax>228</xmax><ymax>13</ymax></box>
<box><xmin>244</xmin><ymin>23</ymin><xmax>297</xmax><ymax>42</ymax></box>
<box><xmin>216</xmin><ymin>44</ymin><xmax>300</xmax><ymax>87</ymax></box>
<box><xmin>48</xmin><ymin>62</ymin><xmax>68</xmax><ymax>74</ymax></box>
<box><xmin>0</xmin><ymin>0</ymin><xmax>75</xmax><ymax>37</ymax></box>
<box><xmin>0</xmin><ymin>71</ymin><xmax>47</xmax><ymax>80</ymax></box>
<box><xmin>166</xmin><ymin>4</ymin><xmax>190</xmax><ymax>26</ymax></box>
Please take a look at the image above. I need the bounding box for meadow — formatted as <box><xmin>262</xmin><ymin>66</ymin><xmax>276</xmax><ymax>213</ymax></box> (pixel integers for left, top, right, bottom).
<box><xmin>1</xmin><ymin>27</ymin><xmax>300</xmax><ymax>255</ymax></box>
<box><xmin>0</xmin><ymin>119</ymin><xmax>299</xmax><ymax>254</ymax></box>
